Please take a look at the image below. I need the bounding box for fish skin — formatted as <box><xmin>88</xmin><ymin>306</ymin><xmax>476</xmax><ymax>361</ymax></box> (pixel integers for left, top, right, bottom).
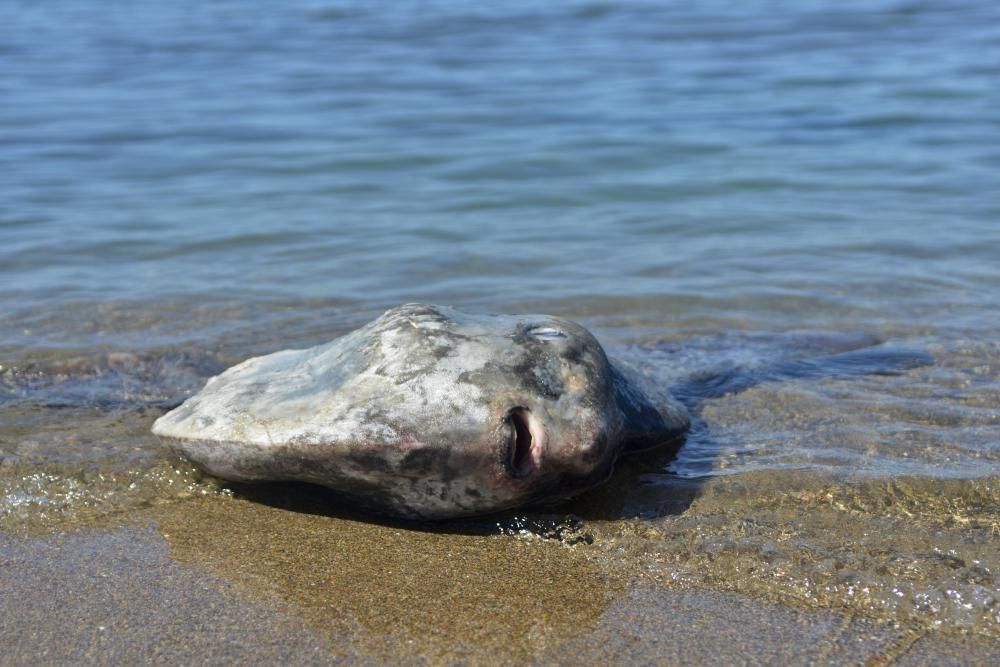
<box><xmin>153</xmin><ymin>304</ymin><xmax>690</xmax><ymax>519</ymax></box>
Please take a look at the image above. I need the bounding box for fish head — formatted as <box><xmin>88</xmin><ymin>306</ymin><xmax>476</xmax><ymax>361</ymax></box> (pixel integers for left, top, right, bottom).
<box><xmin>354</xmin><ymin>303</ymin><xmax>625</xmax><ymax>518</ymax></box>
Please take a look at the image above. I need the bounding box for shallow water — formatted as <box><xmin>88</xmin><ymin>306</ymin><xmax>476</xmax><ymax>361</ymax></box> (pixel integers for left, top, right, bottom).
<box><xmin>2</xmin><ymin>0</ymin><xmax>999</xmax><ymax>652</ymax></box>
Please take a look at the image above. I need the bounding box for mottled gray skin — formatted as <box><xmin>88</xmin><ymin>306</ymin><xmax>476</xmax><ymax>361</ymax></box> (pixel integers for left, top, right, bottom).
<box><xmin>152</xmin><ymin>304</ymin><xmax>689</xmax><ymax>519</ymax></box>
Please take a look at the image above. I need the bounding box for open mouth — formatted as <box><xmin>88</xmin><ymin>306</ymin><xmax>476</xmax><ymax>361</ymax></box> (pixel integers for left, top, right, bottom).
<box><xmin>506</xmin><ymin>407</ymin><xmax>542</xmax><ymax>477</ymax></box>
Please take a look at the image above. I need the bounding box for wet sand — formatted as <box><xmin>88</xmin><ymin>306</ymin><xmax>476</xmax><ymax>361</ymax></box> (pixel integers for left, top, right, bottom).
<box><xmin>3</xmin><ymin>487</ymin><xmax>997</xmax><ymax>666</ymax></box>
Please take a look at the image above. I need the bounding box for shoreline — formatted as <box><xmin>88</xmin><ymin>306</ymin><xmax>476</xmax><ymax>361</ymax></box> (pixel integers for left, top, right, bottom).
<box><xmin>2</xmin><ymin>490</ymin><xmax>997</xmax><ymax>665</ymax></box>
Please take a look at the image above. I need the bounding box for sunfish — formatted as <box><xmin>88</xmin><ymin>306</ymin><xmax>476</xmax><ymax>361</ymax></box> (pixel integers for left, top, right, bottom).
<box><xmin>152</xmin><ymin>303</ymin><xmax>690</xmax><ymax>519</ymax></box>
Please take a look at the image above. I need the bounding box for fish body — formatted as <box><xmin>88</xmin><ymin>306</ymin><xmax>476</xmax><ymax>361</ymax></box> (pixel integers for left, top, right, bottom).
<box><xmin>152</xmin><ymin>304</ymin><xmax>690</xmax><ymax>518</ymax></box>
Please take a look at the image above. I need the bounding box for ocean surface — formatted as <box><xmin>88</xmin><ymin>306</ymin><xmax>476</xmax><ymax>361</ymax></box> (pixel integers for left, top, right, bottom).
<box><xmin>2</xmin><ymin>0</ymin><xmax>999</xmax><ymax>648</ymax></box>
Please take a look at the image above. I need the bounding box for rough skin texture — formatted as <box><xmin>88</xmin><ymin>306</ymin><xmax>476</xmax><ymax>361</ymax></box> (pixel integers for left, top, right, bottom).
<box><xmin>153</xmin><ymin>304</ymin><xmax>689</xmax><ymax>518</ymax></box>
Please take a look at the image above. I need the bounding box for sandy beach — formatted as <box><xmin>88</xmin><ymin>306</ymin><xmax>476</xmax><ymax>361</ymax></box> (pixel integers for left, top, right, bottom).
<box><xmin>3</xmin><ymin>472</ymin><xmax>997</xmax><ymax>665</ymax></box>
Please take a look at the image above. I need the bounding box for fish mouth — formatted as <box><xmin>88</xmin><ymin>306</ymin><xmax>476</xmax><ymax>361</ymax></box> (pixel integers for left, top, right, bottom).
<box><xmin>506</xmin><ymin>407</ymin><xmax>543</xmax><ymax>478</ymax></box>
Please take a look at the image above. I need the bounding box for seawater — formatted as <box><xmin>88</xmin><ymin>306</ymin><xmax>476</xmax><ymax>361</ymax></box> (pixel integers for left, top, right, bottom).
<box><xmin>1</xmin><ymin>0</ymin><xmax>998</xmax><ymax>639</ymax></box>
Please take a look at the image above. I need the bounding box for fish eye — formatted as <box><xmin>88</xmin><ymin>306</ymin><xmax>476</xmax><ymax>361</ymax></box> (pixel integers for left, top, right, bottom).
<box><xmin>527</xmin><ymin>326</ymin><xmax>566</xmax><ymax>341</ymax></box>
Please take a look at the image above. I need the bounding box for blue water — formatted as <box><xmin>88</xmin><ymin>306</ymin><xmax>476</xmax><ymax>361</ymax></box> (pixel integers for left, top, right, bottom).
<box><xmin>3</xmin><ymin>0</ymin><xmax>998</xmax><ymax>326</ymax></box>
<box><xmin>1</xmin><ymin>0</ymin><xmax>999</xmax><ymax>483</ymax></box>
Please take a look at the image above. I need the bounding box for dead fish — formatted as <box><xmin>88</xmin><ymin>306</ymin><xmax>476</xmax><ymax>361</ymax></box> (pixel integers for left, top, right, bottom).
<box><xmin>152</xmin><ymin>303</ymin><xmax>690</xmax><ymax>519</ymax></box>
